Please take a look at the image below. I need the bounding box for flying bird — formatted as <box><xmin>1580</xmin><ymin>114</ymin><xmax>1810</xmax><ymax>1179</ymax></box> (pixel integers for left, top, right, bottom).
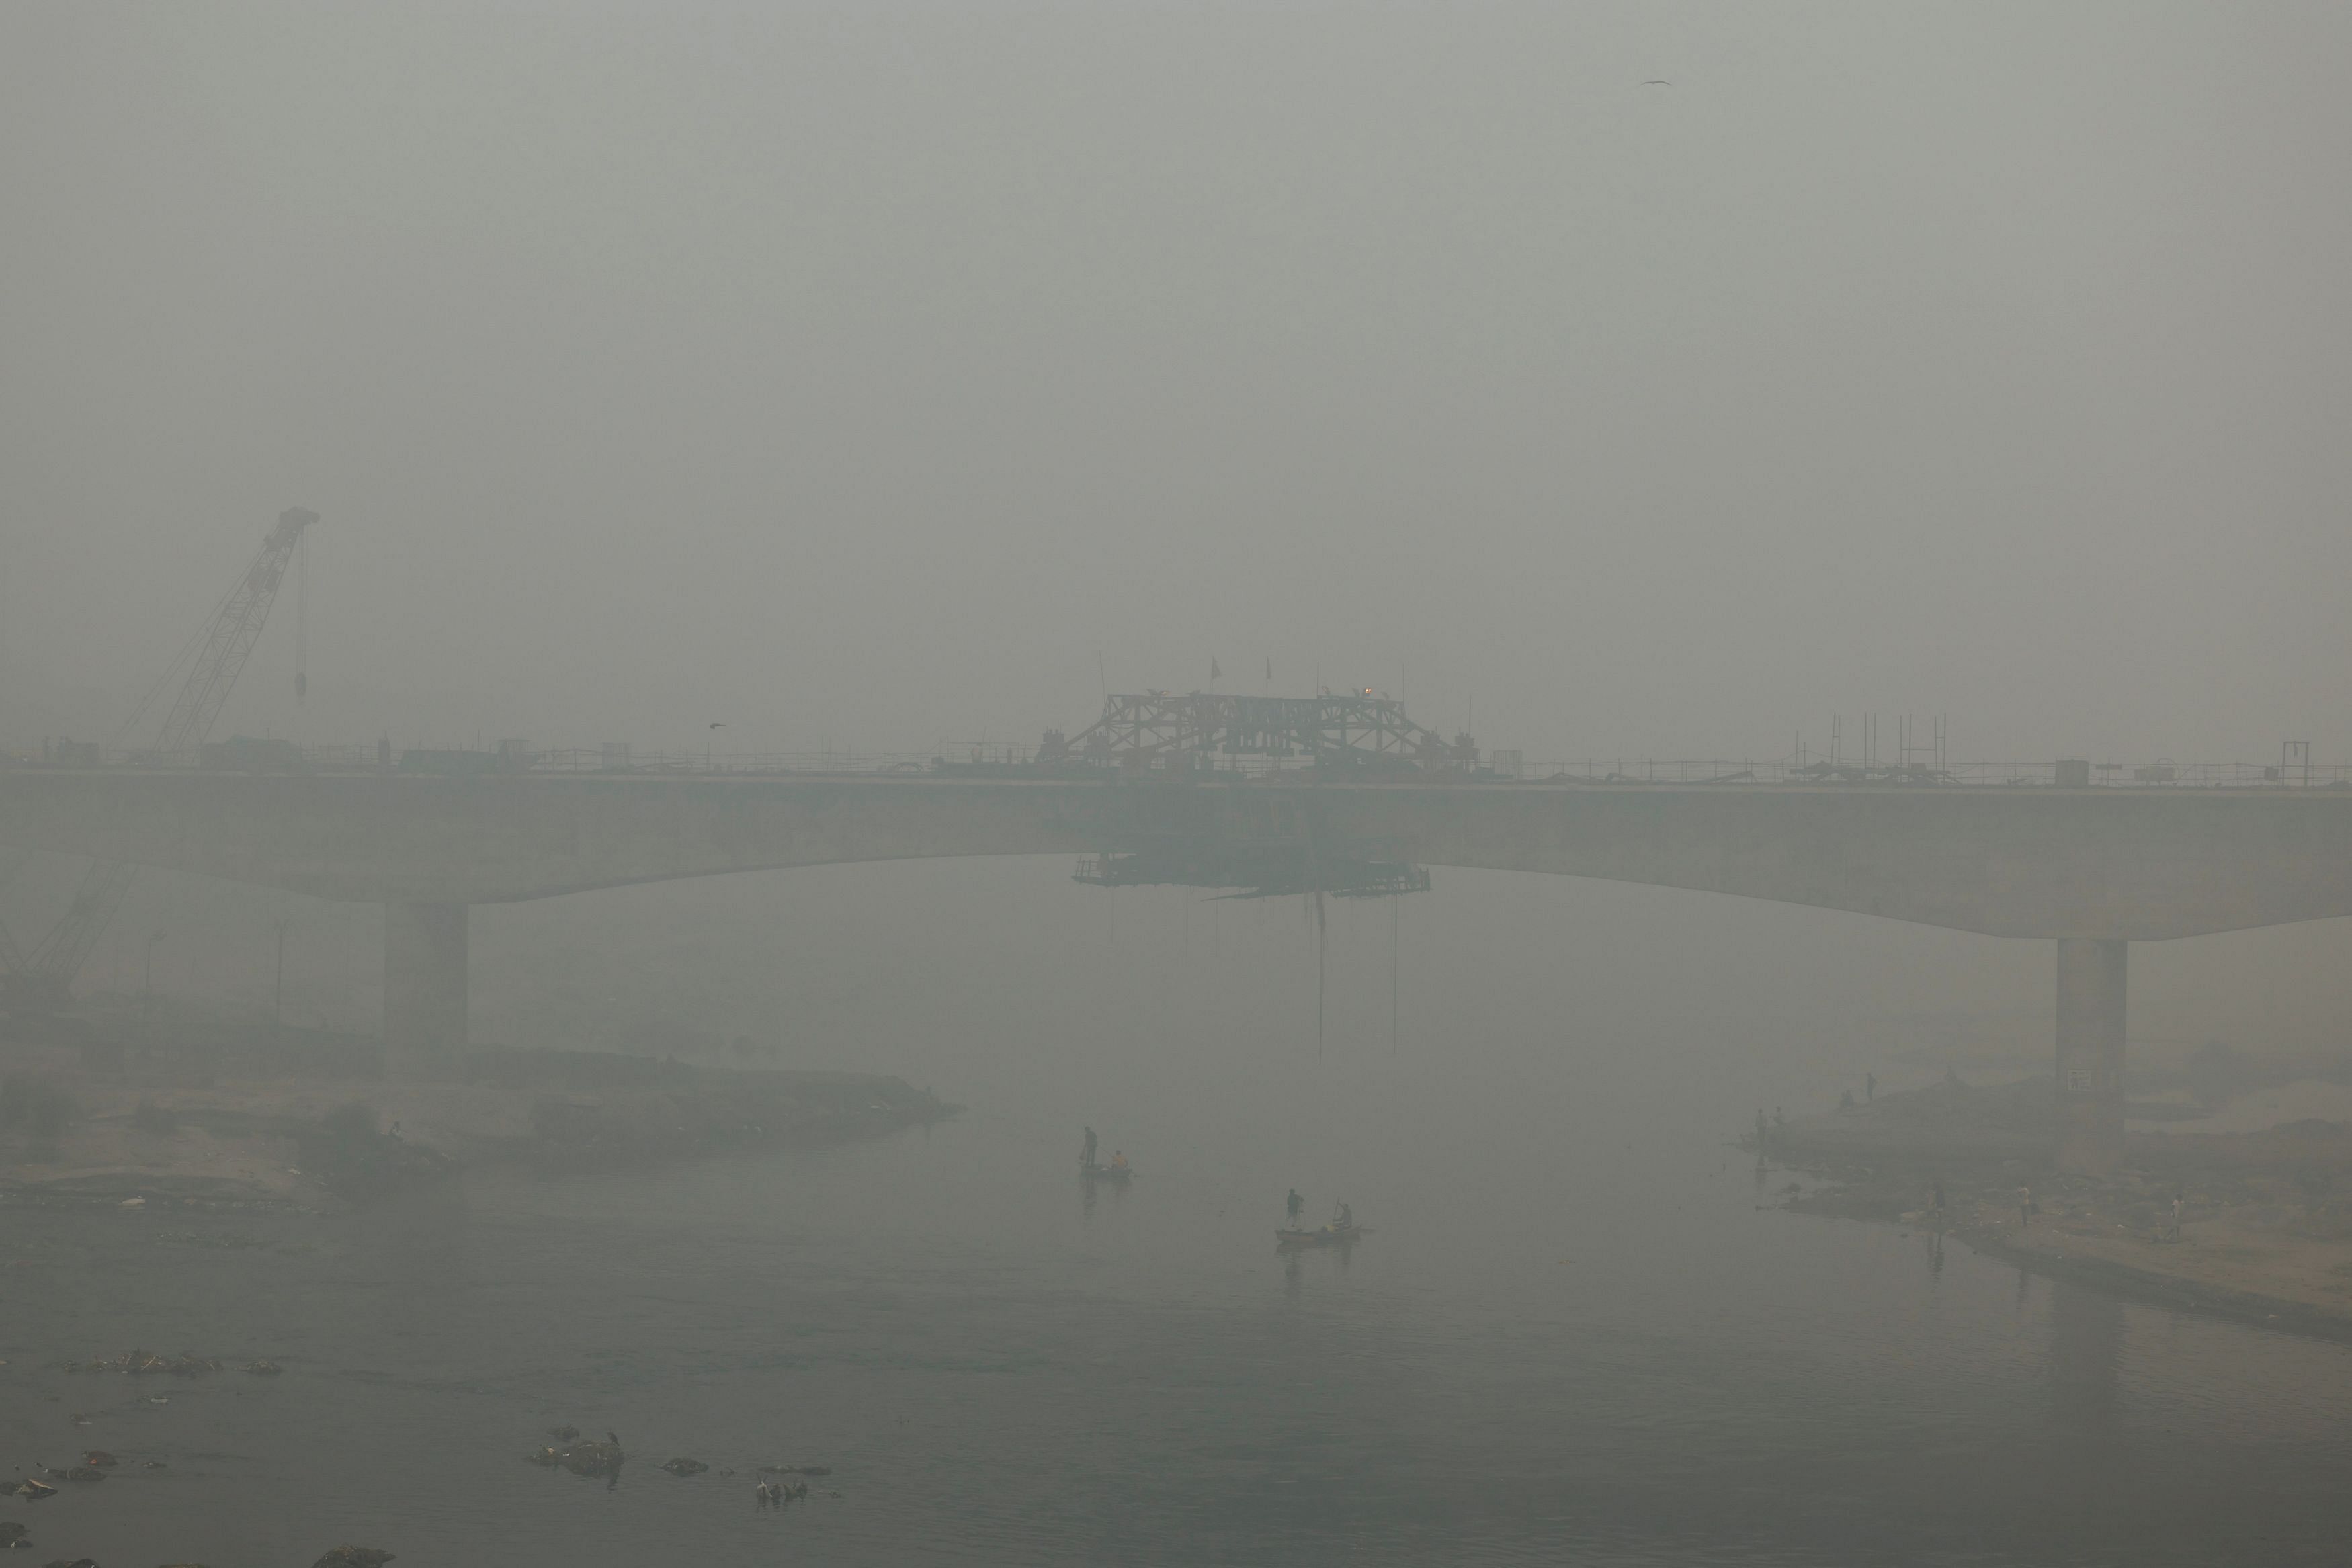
<box><xmin>708</xmin><ymin>722</ymin><xmax>727</xmax><ymax>729</ymax></box>
<box><xmin>1642</xmin><ymin>79</ymin><xmax>1672</xmax><ymax>87</ymax></box>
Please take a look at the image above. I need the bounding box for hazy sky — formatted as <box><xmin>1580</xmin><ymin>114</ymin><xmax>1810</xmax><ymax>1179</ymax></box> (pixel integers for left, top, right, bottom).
<box><xmin>4</xmin><ymin>3</ymin><xmax>2347</xmax><ymax>765</ymax></box>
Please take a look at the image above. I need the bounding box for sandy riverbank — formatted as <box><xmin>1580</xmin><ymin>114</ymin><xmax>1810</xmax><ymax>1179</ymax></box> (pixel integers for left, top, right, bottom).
<box><xmin>0</xmin><ymin>1037</ymin><xmax>956</xmax><ymax>1209</ymax></box>
<box><xmin>1758</xmin><ymin>1076</ymin><xmax>2352</xmax><ymax>1338</ymax></box>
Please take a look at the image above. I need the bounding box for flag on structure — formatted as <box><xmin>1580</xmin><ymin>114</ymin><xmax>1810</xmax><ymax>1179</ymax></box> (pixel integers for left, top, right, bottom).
<box><xmin>1210</xmin><ymin>658</ymin><xmax>1222</xmax><ymax>681</ymax></box>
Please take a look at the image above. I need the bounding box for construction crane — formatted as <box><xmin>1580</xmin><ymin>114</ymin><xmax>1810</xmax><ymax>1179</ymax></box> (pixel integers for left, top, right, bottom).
<box><xmin>0</xmin><ymin>507</ymin><xmax>317</xmax><ymax>1013</ymax></box>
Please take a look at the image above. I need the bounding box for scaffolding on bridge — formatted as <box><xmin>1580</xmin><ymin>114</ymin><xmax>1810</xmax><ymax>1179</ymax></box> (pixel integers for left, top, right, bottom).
<box><xmin>1037</xmin><ymin>691</ymin><xmax>1478</xmax><ymax>776</ymax></box>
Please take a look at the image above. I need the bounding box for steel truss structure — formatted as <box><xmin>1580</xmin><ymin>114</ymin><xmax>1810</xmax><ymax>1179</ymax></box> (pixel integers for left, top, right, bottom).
<box><xmin>1039</xmin><ymin>692</ymin><xmax>1475</xmax><ymax>774</ymax></box>
<box><xmin>1074</xmin><ymin>836</ymin><xmax>1431</xmax><ymax>898</ymax></box>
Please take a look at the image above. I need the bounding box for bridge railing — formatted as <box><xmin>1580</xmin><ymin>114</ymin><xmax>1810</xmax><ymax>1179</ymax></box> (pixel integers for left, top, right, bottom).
<box><xmin>1511</xmin><ymin>758</ymin><xmax>2352</xmax><ymax>789</ymax></box>
<box><xmin>7</xmin><ymin>741</ymin><xmax>2348</xmax><ymax>789</ymax></box>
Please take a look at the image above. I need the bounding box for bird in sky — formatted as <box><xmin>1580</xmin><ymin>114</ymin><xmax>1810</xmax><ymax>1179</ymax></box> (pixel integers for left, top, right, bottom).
<box><xmin>1642</xmin><ymin>79</ymin><xmax>1672</xmax><ymax>87</ymax></box>
<box><xmin>709</xmin><ymin>722</ymin><xmax>726</xmax><ymax>730</ymax></box>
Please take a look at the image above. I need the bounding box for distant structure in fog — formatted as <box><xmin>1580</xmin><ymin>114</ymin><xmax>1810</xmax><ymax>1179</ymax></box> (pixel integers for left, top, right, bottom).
<box><xmin>1035</xmin><ymin>691</ymin><xmax>1480</xmax><ymax>776</ymax></box>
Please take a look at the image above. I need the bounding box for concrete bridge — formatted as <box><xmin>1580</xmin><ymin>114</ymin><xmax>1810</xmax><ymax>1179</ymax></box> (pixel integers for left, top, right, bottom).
<box><xmin>3</xmin><ymin>767</ymin><xmax>2349</xmax><ymax>1168</ymax></box>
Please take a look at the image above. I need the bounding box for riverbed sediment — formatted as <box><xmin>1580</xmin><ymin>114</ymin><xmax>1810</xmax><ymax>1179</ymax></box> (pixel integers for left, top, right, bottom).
<box><xmin>0</xmin><ymin>1035</ymin><xmax>956</xmax><ymax>1209</ymax></box>
<box><xmin>1755</xmin><ymin>1076</ymin><xmax>2352</xmax><ymax>1340</ymax></box>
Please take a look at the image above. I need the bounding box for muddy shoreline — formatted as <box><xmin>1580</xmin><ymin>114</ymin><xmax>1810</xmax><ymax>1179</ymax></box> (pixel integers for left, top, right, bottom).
<box><xmin>1755</xmin><ymin>1074</ymin><xmax>2352</xmax><ymax>1342</ymax></box>
<box><xmin>1</xmin><ymin>1037</ymin><xmax>958</xmax><ymax>1211</ymax></box>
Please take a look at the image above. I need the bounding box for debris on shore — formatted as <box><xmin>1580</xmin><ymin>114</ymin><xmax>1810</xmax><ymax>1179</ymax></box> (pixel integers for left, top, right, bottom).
<box><xmin>65</xmin><ymin>1348</ymin><xmax>223</xmax><ymax>1377</ymax></box>
<box><xmin>312</xmin><ymin>1549</ymin><xmax>396</xmax><ymax>1568</ymax></box>
<box><xmin>1</xmin><ymin>1033</ymin><xmax>954</xmax><ymax>1209</ymax></box>
<box><xmin>528</xmin><ymin>1437</ymin><xmax>625</xmax><ymax>1477</ymax></box>
<box><xmin>1750</xmin><ymin>1074</ymin><xmax>2352</xmax><ymax>1336</ymax></box>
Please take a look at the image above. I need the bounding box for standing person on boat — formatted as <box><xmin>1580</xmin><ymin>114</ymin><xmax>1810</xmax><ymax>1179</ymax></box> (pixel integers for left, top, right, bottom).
<box><xmin>1286</xmin><ymin>1189</ymin><xmax>1305</xmax><ymax>1228</ymax></box>
<box><xmin>1081</xmin><ymin>1126</ymin><xmax>1097</xmax><ymax>1168</ymax></box>
<box><xmin>1334</xmin><ymin>1201</ymin><xmax>1353</xmax><ymax>1231</ymax></box>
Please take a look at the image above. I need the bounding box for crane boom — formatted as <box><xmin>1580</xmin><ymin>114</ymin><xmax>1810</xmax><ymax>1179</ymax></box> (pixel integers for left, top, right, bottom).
<box><xmin>151</xmin><ymin>508</ymin><xmax>317</xmax><ymax>760</ymax></box>
<box><xmin>0</xmin><ymin>507</ymin><xmax>317</xmax><ymax>1012</ymax></box>
<box><xmin>22</xmin><ymin>859</ymin><xmax>138</xmax><ymax>1002</ymax></box>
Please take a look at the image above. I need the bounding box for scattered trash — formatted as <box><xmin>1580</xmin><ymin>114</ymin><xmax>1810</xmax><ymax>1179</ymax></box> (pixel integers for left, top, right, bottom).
<box><xmin>81</xmin><ymin>1451</ymin><xmax>116</xmax><ymax>1467</ymax></box>
<box><xmin>68</xmin><ymin>1349</ymin><xmax>223</xmax><ymax>1378</ymax></box>
<box><xmin>245</xmin><ymin>1360</ymin><xmax>282</xmax><ymax>1375</ymax></box>
<box><xmin>526</xmin><ymin>1438</ymin><xmax>624</xmax><ymax>1477</ymax></box>
<box><xmin>312</xmin><ymin>1549</ymin><xmax>396</xmax><ymax>1568</ymax></box>
<box><xmin>119</xmin><ymin>1196</ymin><xmax>145</xmax><ymax>1207</ymax></box>
<box><xmin>658</xmin><ymin>1457</ymin><xmax>708</xmax><ymax>1475</ymax></box>
<box><xmin>142</xmin><ymin>1459</ymin><xmax>168</xmax><ymax>1469</ymax></box>
<box><xmin>14</xmin><ymin>1477</ymin><xmax>54</xmax><ymax>1500</ymax></box>
<box><xmin>545</xmin><ymin>1424</ymin><xmax>580</xmax><ymax>1441</ymax></box>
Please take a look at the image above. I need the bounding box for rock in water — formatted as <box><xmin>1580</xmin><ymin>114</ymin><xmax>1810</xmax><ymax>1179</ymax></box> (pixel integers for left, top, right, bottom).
<box><xmin>524</xmin><ymin>1439</ymin><xmax>623</xmax><ymax>1477</ymax></box>
<box><xmin>659</xmin><ymin>1457</ymin><xmax>708</xmax><ymax>1475</ymax></box>
<box><xmin>312</xmin><ymin>1550</ymin><xmax>396</xmax><ymax>1568</ymax></box>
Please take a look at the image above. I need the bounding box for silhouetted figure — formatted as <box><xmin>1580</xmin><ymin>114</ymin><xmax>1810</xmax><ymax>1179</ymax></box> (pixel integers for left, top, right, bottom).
<box><xmin>1286</xmin><ymin>1188</ymin><xmax>1304</xmax><ymax>1227</ymax></box>
<box><xmin>2169</xmin><ymin>1190</ymin><xmax>2184</xmax><ymax>1242</ymax></box>
<box><xmin>2017</xmin><ymin>1185</ymin><xmax>2034</xmax><ymax>1229</ymax></box>
<box><xmin>1081</xmin><ymin>1126</ymin><xmax>1097</xmax><ymax>1168</ymax></box>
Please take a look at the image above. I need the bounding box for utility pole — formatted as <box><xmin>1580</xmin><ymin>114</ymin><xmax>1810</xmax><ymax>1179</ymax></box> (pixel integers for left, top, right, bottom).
<box><xmin>144</xmin><ymin>932</ymin><xmax>164</xmax><ymax>1019</ymax></box>
<box><xmin>274</xmin><ymin>918</ymin><xmax>291</xmax><ymax>1027</ymax></box>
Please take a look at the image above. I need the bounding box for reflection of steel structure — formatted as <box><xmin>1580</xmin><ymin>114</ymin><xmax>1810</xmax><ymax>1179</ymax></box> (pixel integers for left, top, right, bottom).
<box><xmin>1039</xmin><ymin>692</ymin><xmax>1474</xmax><ymax>773</ymax></box>
<box><xmin>1075</xmin><ymin>837</ymin><xmax>1431</xmax><ymax>898</ymax></box>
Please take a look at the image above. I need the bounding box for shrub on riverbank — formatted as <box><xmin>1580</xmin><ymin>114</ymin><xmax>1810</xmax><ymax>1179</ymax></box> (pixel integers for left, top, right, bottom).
<box><xmin>0</xmin><ymin>1074</ymin><xmax>82</xmax><ymax>1140</ymax></box>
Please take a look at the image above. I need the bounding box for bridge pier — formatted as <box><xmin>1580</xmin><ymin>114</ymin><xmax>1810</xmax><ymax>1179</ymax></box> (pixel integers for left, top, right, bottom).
<box><xmin>384</xmin><ymin>901</ymin><xmax>468</xmax><ymax>1073</ymax></box>
<box><xmin>2054</xmin><ymin>937</ymin><xmax>2126</xmax><ymax>1172</ymax></box>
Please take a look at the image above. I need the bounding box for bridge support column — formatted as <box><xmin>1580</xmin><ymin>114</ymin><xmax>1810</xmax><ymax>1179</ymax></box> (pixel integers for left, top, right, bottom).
<box><xmin>384</xmin><ymin>902</ymin><xmax>467</xmax><ymax>1074</ymax></box>
<box><xmin>2054</xmin><ymin>937</ymin><xmax>2126</xmax><ymax>1172</ymax></box>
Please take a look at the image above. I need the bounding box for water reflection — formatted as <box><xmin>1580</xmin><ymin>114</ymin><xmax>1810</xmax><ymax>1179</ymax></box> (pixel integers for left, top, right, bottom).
<box><xmin>2048</xmin><ymin>1280</ymin><xmax>2124</xmax><ymax>1428</ymax></box>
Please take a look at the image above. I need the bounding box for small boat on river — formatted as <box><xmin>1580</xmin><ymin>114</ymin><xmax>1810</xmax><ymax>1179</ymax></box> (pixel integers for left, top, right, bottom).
<box><xmin>1081</xmin><ymin>1160</ymin><xmax>1135</xmax><ymax>1184</ymax></box>
<box><xmin>1275</xmin><ymin>1222</ymin><xmax>1365</xmax><ymax>1248</ymax></box>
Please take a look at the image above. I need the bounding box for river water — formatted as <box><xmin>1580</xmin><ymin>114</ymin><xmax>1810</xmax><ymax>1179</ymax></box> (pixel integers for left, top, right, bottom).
<box><xmin>5</xmin><ymin>869</ymin><xmax>2351</xmax><ymax>1564</ymax></box>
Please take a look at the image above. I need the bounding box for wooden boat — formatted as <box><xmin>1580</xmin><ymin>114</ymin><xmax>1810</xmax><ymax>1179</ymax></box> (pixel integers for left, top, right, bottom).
<box><xmin>1275</xmin><ymin>1223</ymin><xmax>1364</xmax><ymax>1248</ymax></box>
<box><xmin>1081</xmin><ymin>1160</ymin><xmax>1135</xmax><ymax>1184</ymax></box>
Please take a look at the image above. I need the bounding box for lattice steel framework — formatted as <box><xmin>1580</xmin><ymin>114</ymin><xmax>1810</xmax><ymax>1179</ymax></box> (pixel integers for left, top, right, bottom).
<box><xmin>1039</xmin><ymin>692</ymin><xmax>1473</xmax><ymax>773</ymax></box>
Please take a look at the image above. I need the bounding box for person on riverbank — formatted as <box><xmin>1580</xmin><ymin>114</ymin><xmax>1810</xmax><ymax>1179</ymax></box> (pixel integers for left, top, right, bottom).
<box><xmin>1930</xmin><ymin>1178</ymin><xmax>1946</xmax><ymax>1221</ymax></box>
<box><xmin>2017</xmin><ymin>1184</ymin><xmax>2034</xmax><ymax>1229</ymax></box>
<box><xmin>1081</xmin><ymin>1126</ymin><xmax>1097</xmax><ymax>1168</ymax></box>
<box><xmin>2169</xmin><ymin>1190</ymin><xmax>2184</xmax><ymax>1242</ymax></box>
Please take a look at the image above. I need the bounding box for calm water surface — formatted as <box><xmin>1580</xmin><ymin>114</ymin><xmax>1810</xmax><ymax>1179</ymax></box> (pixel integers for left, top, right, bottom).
<box><xmin>4</xmin><ymin>1016</ymin><xmax>2349</xmax><ymax>1566</ymax></box>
